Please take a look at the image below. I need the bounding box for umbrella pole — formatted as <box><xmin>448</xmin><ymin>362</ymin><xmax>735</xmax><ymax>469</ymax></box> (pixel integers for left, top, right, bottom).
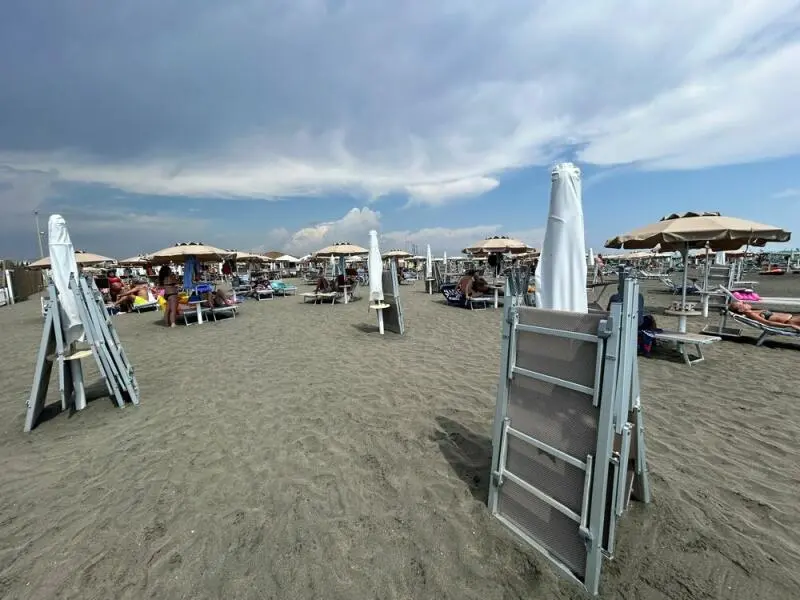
<box><xmin>680</xmin><ymin>245</ymin><xmax>690</xmax><ymax>333</ymax></box>
<box><xmin>701</xmin><ymin>244</ymin><xmax>710</xmax><ymax>318</ymax></box>
<box><xmin>377</xmin><ymin>307</ymin><xmax>385</xmax><ymax>335</ymax></box>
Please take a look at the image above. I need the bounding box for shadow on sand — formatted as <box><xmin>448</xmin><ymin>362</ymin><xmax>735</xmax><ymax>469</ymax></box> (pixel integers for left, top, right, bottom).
<box><xmin>432</xmin><ymin>415</ymin><xmax>493</xmax><ymax>504</ymax></box>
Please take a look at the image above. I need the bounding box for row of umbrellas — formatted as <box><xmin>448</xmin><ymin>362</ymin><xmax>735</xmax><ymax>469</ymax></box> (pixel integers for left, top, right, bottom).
<box><xmin>27</xmin><ymin>235</ymin><xmax>537</xmax><ymax>271</ymax></box>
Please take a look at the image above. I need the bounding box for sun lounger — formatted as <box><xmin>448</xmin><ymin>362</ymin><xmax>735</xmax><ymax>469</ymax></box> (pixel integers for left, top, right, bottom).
<box><xmin>302</xmin><ymin>291</ymin><xmax>338</xmax><ymax>305</ymax></box>
<box><xmin>719</xmin><ymin>286</ymin><xmax>800</xmax><ymax>308</ymax></box>
<box><xmin>131</xmin><ymin>288</ymin><xmax>159</xmax><ymax>313</ymax></box>
<box><xmin>254</xmin><ymin>286</ymin><xmax>274</xmax><ymax>300</ymax></box>
<box><xmin>651</xmin><ymin>330</ymin><xmax>720</xmax><ymax>366</ymax></box>
<box><xmin>441</xmin><ymin>284</ymin><xmax>492</xmax><ymax>310</ymax></box>
<box><xmin>180</xmin><ymin>306</ymin><xmax>211</xmax><ymax>325</ymax></box>
<box><xmin>209</xmin><ymin>304</ymin><xmax>239</xmax><ymax>321</ymax></box>
<box><xmin>270</xmin><ymin>280</ymin><xmax>297</xmax><ymax>296</ymax></box>
<box><xmin>728</xmin><ymin>312</ymin><xmax>800</xmax><ymax>346</ymax></box>
<box><xmin>659</xmin><ymin>275</ymin><xmax>700</xmax><ymax>295</ymax></box>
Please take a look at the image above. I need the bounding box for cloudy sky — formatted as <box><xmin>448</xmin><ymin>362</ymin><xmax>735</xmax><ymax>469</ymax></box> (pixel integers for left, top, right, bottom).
<box><xmin>2</xmin><ymin>0</ymin><xmax>799</xmax><ymax>259</ymax></box>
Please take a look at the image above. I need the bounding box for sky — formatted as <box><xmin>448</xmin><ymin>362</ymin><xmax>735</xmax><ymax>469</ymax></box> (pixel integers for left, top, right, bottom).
<box><xmin>1</xmin><ymin>0</ymin><xmax>800</xmax><ymax>260</ymax></box>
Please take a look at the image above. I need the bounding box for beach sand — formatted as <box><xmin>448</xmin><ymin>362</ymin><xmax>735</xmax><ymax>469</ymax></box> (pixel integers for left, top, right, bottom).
<box><xmin>0</xmin><ymin>276</ymin><xmax>798</xmax><ymax>599</ymax></box>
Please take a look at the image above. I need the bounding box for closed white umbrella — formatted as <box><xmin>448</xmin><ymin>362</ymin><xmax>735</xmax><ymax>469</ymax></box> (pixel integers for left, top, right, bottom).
<box><xmin>715</xmin><ymin>250</ymin><xmax>726</xmax><ymax>265</ymax></box>
<box><xmin>48</xmin><ymin>215</ymin><xmax>88</xmax><ymax>411</ymax></box>
<box><xmin>425</xmin><ymin>244</ymin><xmax>433</xmax><ymax>294</ymax></box>
<box><xmin>587</xmin><ymin>248</ymin><xmax>594</xmax><ymax>268</ymax></box>
<box><xmin>48</xmin><ymin>215</ymin><xmax>83</xmax><ymax>344</ymax></box>
<box><xmin>535</xmin><ymin>163</ymin><xmax>588</xmax><ymax>313</ymax></box>
<box><xmin>367</xmin><ymin>230</ymin><xmax>388</xmax><ymax>334</ymax></box>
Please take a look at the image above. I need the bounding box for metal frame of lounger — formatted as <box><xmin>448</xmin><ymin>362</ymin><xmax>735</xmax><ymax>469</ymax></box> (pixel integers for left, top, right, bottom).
<box><xmin>652</xmin><ymin>330</ymin><xmax>721</xmax><ymax>366</ymax></box>
<box><xmin>254</xmin><ymin>288</ymin><xmax>274</xmax><ymax>300</ymax></box>
<box><xmin>181</xmin><ymin>306</ymin><xmax>212</xmax><ymax>325</ymax></box>
<box><xmin>729</xmin><ymin>312</ymin><xmax>800</xmax><ymax>346</ymax></box>
<box><xmin>209</xmin><ymin>305</ymin><xmax>239</xmax><ymax>321</ymax></box>
<box><xmin>489</xmin><ymin>277</ymin><xmax>649</xmax><ymax>596</ymax></box>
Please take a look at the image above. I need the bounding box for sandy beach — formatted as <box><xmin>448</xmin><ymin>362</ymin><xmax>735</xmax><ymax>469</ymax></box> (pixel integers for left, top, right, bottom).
<box><xmin>1</xmin><ymin>276</ymin><xmax>799</xmax><ymax>600</ymax></box>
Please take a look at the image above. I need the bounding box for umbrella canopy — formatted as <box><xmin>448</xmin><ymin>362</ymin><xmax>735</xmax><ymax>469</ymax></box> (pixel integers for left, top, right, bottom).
<box><xmin>28</xmin><ymin>250</ymin><xmax>116</xmax><ymax>270</ymax></box>
<box><xmin>47</xmin><ymin>215</ymin><xmax>83</xmax><ymax>344</ymax></box>
<box><xmin>464</xmin><ymin>235</ymin><xmax>531</xmax><ymax>255</ymax></box>
<box><xmin>148</xmin><ymin>242</ymin><xmax>233</xmax><ymax>265</ymax></box>
<box><xmin>118</xmin><ymin>255</ymin><xmax>151</xmax><ymax>266</ymax></box>
<box><xmin>534</xmin><ymin>163</ymin><xmax>588</xmax><ymax>313</ymax></box>
<box><xmin>605</xmin><ymin>212</ymin><xmax>791</xmax><ymax>252</ymax></box>
<box><xmin>382</xmin><ymin>249</ymin><xmax>412</xmax><ymax>258</ymax></box>
<box><xmin>314</xmin><ymin>241</ymin><xmax>368</xmax><ymax>257</ymax></box>
<box><xmin>368</xmin><ymin>230</ymin><xmax>384</xmax><ymax>302</ymax></box>
<box><xmin>275</xmin><ymin>254</ymin><xmax>300</xmax><ymax>263</ymax></box>
<box><xmin>232</xmin><ymin>251</ymin><xmax>266</xmax><ymax>263</ymax></box>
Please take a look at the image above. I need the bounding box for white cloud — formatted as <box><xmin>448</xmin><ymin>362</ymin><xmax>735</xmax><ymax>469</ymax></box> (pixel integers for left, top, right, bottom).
<box><xmin>0</xmin><ymin>2</ymin><xmax>798</xmax><ymax>207</ymax></box>
<box><xmin>773</xmin><ymin>188</ymin><xmax>800</xmax><ymax>199</ymax></box>
<box><xmin>255</xmin><ymin>207</ymin><xmax>545</xmax><ymax>256</ymax></box>
<box><xmin>405</xmin><ymin>177</ymin><xmax>500</xmax><ymax>206</ymax></box>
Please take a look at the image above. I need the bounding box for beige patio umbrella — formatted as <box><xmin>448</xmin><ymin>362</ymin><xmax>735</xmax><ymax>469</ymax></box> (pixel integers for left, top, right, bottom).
<box><xmin>606</xmin><ymin>211</ymin><xmax>791</xmax><ymax>331</ymax></box>
<box><xmin>464</xmin><ymin>236</ymin><xmax>533</xmax><ymax>278</ymax></box>
<box><xmin>314</xmin><ymin>241</ymin><xmax>368</xmax><ymax>277</ymax></box>
<box><xmin>605</xmin><ymin>212</ymin><xmax>791</xmax><ymax>252</ymax></box>
<box><xmin>147</xmin><ymin>242</ymin><xmax>233</xmax><ymax>265</ymax></box>
<box><xmin>118</xmin><ymin>255</ymin><xmax>151</xmax><ymax>266</ymax></box>
<box><xmin>313</xmin><ymin>241</ymin><xmax>369</xmax><ymax>257</ymax></box>
<box><xmin>28</xmin><ymin>250</ymin><xmax>116</xmax><ymax>270</ymax></box>
<box><xmin>464</xmin><ymin>235</ymin><xmax>532</xmax><ymax>255</ymax></box>
<box><xmin>382</xmin><ymin>249</ymin><xmax>412</xmax><ymax>259</ymax></box>
<box><xmin>231</xmin><ymin>251</ymin><xmax>267</xmax><ymax>262</ymax></box>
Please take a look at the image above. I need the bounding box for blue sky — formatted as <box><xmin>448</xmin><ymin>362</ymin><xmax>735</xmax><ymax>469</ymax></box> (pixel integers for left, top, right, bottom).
<box><xmin>1</xmin><ymin>1</ymin><xmax>799</xmax><ymax>260</ymax></box>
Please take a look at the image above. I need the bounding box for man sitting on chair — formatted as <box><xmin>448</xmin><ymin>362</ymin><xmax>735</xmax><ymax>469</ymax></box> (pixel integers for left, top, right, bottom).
<box><xmin>730</xmin><ymin>301</ymin><xmax>800</xmax><ymax>331</ymax></box>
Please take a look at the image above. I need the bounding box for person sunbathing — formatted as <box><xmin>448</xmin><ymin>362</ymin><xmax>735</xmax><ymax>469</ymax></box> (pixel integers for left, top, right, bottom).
<box><xmin>114</xmin><ymin>282</ymin><xmax>149</xmax><ymax>311</ymax></box>
<box><xmin>730</xmin><ymin>301</ymin><xmax>800</xmax><ymax>331</ymax></box>
<box><xmin>315</xmin><ymin>277</ymin><xmax>331</xmax><ymax>293</ymax></box>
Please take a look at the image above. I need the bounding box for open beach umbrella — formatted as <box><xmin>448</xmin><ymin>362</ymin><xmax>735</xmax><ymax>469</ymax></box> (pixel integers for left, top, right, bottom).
<box><xmin>118</xmin><ymin>255</ymin><xmax>150</xmax><ymax>266</ymax></box>
<box><xmin>232</xmin><ymin>251</ymin><xmax>266</xmax><ymax>263</ymax></box>
<box><xmin>313</xmin><ymin>242</ymin><xmax>368</xmax><ymax>257</ymax></box>
<box><xmin>29</xmin><ymin>250</ymin><xmax>115</xmax><ymax>270</ymax></box>
<box><xmin>606</xmin><ymin>211</ymin><xmax>791</xmax><ymax>331</ymax></box>
<box><xmin>148</xmin><ymin>242</ymin><xmax>232</xmax><ymax>265</ymax></box>
<box><xmin>464</xmin><ymin>235</ymin><xmax>531</xmax><ymax>255</ymax></box>
<box><xmin>534</xmin><ymin>163</ymin><xmax>588</xmax><ymax>313</ymax></box>
<box><xmin>382</xmin><ymin>249</ymin><xmax>412</xmax><ymax>259</ymax></box>
<box><xmin>314</xmin><ymin>241</ymin><xmax>368</xmax><ymax>277</ymax></box>
<box><xmin>47</xmin><ymin>215</ymin><xmax>83</xmax><ymax>345</ymax></box>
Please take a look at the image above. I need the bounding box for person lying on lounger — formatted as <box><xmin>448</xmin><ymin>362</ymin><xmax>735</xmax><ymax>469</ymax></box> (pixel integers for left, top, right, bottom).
<box><xmin>315</xmin><ymin>277</ymin><xmax>332</xmax><ymax>293</ymax></box>
<box><xmin>114</xmin><ymin>282</ymin><xmax>150</xmax><ymax>311</ymax></box>
<box><xmin>730</xmin><ymin>301</ymin><xmax>800</xmax><ymax>331</ymax></box>
<box><xmin>457</xmin><ymin>270</ymin><xmax>490</xmax><ymax>299</ymax></box>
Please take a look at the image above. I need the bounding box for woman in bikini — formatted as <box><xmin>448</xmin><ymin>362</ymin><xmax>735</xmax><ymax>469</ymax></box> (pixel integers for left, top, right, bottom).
<box><xmin>730</xmin><ymin>301</ymin><xmax>800</xmax><ymax>331</ymax></box>
<box><xmin>158</xmin><ymin>265</ymin><xmax>180</xmax><ymax>327</ymax></box>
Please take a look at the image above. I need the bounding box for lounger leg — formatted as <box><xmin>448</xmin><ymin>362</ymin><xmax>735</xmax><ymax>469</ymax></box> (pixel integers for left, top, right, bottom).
<box><xmin>756</xmin><ymin>331</ymin><xmax>768</xmax><ymax>347</ymax></box>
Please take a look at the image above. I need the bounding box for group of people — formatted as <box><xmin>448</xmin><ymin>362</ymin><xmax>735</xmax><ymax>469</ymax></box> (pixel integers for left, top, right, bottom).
<box><xmin>314</xmin><ymin>269</ymin><xmax>359</xmax><ymax>294</ymax></box>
